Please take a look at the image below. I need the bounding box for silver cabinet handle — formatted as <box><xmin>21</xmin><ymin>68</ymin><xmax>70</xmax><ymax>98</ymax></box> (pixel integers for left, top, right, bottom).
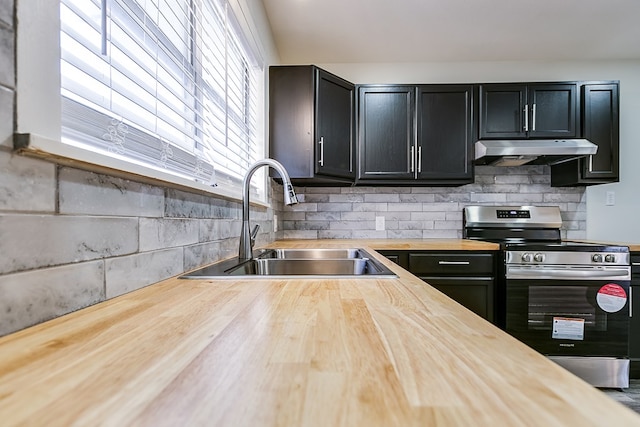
<box><xmin>630</xmin><ymin>286</ymin><xmax>633</xmax><ymax>318</ymax></box>
<box><xmin>523</xmin><ymin>104</ymin><xmax>529</xmax><ymax>131</ymax></box>
<box><xmin>410</xmin><ymin>145</ymin><xmax>415</xmax><ymax>172</ymax></box>
<box><xmin>532</xmin><ymin>103</ymin><xmax>536</xmax><ymax>131</ymax></box>
<box><xmin>318</xmin><ymin>136</ymin><xmax>324</xmax><ymax>167</ymax></box>
<box><xmin>438</xmin><ymin>261</ymin><xmax>470</xmax><ymax>265</ymax></box>
<box><xmin>417</xmin><ymin>146</ymin><xmax>422</xmax><ymax>173</ymax></box>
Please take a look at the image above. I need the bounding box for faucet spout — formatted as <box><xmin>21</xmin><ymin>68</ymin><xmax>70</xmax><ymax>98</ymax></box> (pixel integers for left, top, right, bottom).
<box><xmin>239</xmin><ymin>159</ymin><xmax>298</xmax><ymax>260</ymax></box>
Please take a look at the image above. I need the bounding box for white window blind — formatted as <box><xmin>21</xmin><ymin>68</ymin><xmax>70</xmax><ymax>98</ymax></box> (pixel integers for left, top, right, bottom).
<box><xmin>59</xmin><ymin>0</ymin><xmax>264</xmax><ymax>192</ymax></box>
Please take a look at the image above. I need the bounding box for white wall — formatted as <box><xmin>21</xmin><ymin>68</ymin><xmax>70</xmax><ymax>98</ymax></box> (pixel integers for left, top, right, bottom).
<box><xmin>314</xmin><ymin>60</ymin><xmax>640</xmax><ymax>243</ymax></box>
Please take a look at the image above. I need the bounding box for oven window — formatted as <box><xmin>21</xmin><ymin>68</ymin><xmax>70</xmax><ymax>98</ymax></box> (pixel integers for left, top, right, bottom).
<box><xmin>528</xmin><ymin>285</ymin><xmax>605</xmax><ymax>332</ymax></box>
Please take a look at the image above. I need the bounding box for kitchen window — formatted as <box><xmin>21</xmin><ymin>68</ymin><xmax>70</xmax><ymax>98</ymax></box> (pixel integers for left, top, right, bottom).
<box><xmin>15</xmin><ymin>0</ymin><xmax>267</xmax><ymax>201</ymax></box>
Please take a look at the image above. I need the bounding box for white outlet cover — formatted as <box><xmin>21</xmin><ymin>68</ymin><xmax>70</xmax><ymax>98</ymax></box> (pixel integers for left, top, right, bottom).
<box><xmin>375</xmin><ymin>216</ymin><xmax>385</xmax><ymax>231</ymax></box>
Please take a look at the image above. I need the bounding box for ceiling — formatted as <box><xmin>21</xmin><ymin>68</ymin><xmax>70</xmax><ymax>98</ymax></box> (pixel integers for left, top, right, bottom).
<box><xmin>261</xmin><ymin>0</ymin><xmax>640</xmax><ymax>64</ymax></box>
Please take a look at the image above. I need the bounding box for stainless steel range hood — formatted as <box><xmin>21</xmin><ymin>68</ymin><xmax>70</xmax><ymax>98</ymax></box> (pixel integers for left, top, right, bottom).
<box><xmin>474</xmin><ymin>139</ymin><xmax>598</xmax><ymax>166</ymax></box>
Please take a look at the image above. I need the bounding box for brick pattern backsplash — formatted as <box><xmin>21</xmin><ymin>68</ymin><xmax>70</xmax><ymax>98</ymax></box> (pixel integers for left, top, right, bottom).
<box><xmin>0</xmin><ymin>164</ymin><xmax>280</xmax><ymax>336</ymax></box>
<box><xmin>281</xmin><ymin>166</ymin><xmax>586</xmax><ymax>241</ymax></box>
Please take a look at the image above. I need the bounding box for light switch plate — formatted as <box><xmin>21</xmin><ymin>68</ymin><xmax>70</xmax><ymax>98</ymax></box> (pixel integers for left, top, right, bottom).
<box><xmin>606</xmin><ymin>191</ymin><xmax>615</xmax><ymax>206</ymax></box>
<box><xmin>273</xmin><ymin>214</ymin><xmax>278</xmax><ymax>232</ymax></box>
<box><xmin>375</xmin><ymin>216</ymin><xmax>385</xmax><ymax>231</ymax></box>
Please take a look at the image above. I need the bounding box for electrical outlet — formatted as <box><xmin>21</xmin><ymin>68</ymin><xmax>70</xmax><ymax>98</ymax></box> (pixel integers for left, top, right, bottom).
<box><xmin>375</xmin><ymin>216</ymin><xmax>385</xmax><ymax>231</ymax></box>
<box><xmin>273</xmin><ymin>214</ymin><xmax>278</xmax><ymax>232</ymax></box>
<box><xmin>606</xmin><ymin>191</ymin><xmax>615</xmax><ymax>206</ymax></box>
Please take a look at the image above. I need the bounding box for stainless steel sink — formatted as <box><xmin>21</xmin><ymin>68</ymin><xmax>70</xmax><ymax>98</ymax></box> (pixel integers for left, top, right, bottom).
<box><xmin>179</xmin><ymin>248</ymin><xmax>397</xmax><ymax>279</ymax></box>
<box><xmin>259</xmin><ymin>248</ymin><xmax>361</xmax><ymax>259</ymax></box>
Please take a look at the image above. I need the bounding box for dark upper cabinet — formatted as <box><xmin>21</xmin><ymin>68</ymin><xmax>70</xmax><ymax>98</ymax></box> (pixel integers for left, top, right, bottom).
<box><xmin>269</xmin><ymin>65</ymin><xmax>355</xmax><ymax>184</ymax></box>
<box><xmin>417</xmin><ymin>85</ymin><xmax>474</xmax><ymax>183</ymax></box>
<box><xmin>357</xmin><ymin>85</ymin><xmax>415</xmax><ymax>181</ymax></box>
<box><xmin>551</xmin><ymin>82</ymin><xmax>620</xmax><ymax>186</ymax></box>
<box><xmin>479</xmin><ymin>83</ymin><xmax>578</xmax><ymax>139</ymax></box>
<box><xmin>357</xmin><ymin>84</ymin><xmax>474</xmax><ymax>185</ymax></box>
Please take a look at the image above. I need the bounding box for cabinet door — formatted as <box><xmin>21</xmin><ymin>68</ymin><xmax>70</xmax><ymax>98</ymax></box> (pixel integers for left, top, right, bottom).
<box><xmin>581</xmin><ymin>84</ymin><xmax>619</xmax><ymax>180</ymax></box>
<box><xmin>357</xmin><ymin>86</ymin><xmax>415</xmax><ymax>180</ymax></box>
<box><xmin>269</xmin><ymin>65</ymin><xmax>354</xmax><ymax>184</ymax></box>
<box><xmin>479</xmin><ymin>83</ymin><xmax>577</xmax><ymax>139</ymax></box>
<box><xmin>417</xmin><ymin>85</ymin><xmax>474</xmax><ymax>183</ymax></box>
<box><xmin>479</xmin><ymin>84</ymin><xmax>527</xmax><ymax>139</ymax></box>
<box><xmin>528</xmin><ymin>83</ymin><xmax>577</xmax><ymax>138</ymax></box>
<box><xmin>269</xmin><ymin>66</ymin><xmax>315</xmax><ymax>180</ymax></box>
<box><xmin>315</xmin><ymin>69</ymin><xmax>355</xmax><ymax>179</ymax></box>
<box><xmin>550</xmin><ymin>82</ymin><xmax>619</xmax><ymax>186</ymax></box>
<box><xmin>421</xmin><ymin>277</ymin><xmax>495</xmax><ymax>322</ymax></box>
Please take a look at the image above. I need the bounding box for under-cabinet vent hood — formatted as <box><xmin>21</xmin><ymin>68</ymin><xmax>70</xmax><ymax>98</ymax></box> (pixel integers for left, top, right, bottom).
<box><xmin>474</xmin><ymin>139</ymin><xmax>598</xmax><ymax>166</ymax></box>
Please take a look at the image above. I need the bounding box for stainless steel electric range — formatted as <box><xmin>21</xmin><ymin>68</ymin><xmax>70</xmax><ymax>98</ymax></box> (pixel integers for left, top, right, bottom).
<box><xmin>463</xmin><ymin>205</ymin><xmax>631</xmax><ymax>388</ymax></box>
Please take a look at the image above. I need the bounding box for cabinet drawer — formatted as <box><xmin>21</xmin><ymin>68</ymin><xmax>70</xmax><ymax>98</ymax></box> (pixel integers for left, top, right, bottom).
<box><xmin>409</xmin><ymin>253</ymin><xmax>494</xmax><ymax>276</ymax></box>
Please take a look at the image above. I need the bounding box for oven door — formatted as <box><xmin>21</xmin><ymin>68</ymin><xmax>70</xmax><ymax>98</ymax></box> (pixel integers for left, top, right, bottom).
<box><xmin>505</xmin><ymin>265</ymin><xmax>630</xmax><ymax>357</ymax></box>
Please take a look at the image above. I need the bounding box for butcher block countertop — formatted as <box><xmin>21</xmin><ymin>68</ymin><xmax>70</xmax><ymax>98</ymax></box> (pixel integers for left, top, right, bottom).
<box><xmin>1</xmin><ymin>239</ymin><xmax>639</xmax><ymax>426</ymax></box>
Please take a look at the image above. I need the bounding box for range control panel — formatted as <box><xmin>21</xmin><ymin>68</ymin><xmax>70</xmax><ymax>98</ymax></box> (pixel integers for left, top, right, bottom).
<box><xmin>506</xmin><ymin>251</ymin><xmax>631</xmax><ymax>266</ymax></box>
<box><xmin>496</xmin><ymin>209</ymin><xmax>531</xmax><ymax>219</ymax></box>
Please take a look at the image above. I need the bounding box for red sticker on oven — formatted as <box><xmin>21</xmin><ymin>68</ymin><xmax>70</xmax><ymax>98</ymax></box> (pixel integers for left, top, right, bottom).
<box><xmin>596</xmin><ymin>283</ymin><xmax>627</xmax><ymax>313</ymax></box>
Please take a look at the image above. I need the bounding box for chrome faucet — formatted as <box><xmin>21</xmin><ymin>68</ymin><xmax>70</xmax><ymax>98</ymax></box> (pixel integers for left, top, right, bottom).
<box><xmin>239</xmin><ymin>159</ymin><xmax>298</xmax><ymax>260</ymax></box>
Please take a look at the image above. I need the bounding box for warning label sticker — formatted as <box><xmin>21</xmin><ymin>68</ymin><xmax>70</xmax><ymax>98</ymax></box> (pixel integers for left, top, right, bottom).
<box><xmin>552</xmin><ymin>317</ymin><xmax>585</xmax><ymax>340</ymax></box>
<box><xmin>596</xmin><ymin>283</ymin><xmax>627</xmax><ymax>313</ymax></box>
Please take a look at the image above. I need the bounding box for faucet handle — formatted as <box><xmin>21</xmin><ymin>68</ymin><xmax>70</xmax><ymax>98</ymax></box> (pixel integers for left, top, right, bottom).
<box><xmin>250</xmin><ymin>224</ymin><xmax>260</xmax><ymax>240</ymax></box>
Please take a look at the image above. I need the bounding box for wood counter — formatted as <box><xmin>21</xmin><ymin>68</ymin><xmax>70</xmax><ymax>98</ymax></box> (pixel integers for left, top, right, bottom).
<box><xmin>0</xmin><ymin>240</ymin><xmax>638</xmax><ymax>426</ymax></box>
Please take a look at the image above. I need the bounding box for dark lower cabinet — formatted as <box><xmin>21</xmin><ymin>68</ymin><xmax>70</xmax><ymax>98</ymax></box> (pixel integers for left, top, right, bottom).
<box><xmin>630</xmin><ymin>252</ymin><xmax>640</xmax><ymax>378</ymax></box>
<box><xmin>379</xmin><ymin>250</ymin><xmax>497</xmax><ymax>323</ymax></box>
<box><xmin>551</xmin><ymin>82</ymin><xmax>620</xmax><ymax>186</ymax></box>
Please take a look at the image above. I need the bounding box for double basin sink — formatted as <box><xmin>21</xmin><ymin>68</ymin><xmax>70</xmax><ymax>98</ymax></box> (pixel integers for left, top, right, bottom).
<box><xmin>180</xmin><ymin>248</ymin><xmax>397</xmax><ymax>279</ymax></box>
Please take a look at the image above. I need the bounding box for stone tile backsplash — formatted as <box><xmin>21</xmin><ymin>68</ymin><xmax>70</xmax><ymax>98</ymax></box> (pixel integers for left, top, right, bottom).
<box><xmin>282</xmin><ymin>165</ymin><xmax>587</xmax><ymax>241</ymax></box>
<box><xmin>59</xmin><ymin>167</ymin><xmax>165</xmax><ymax>217</ymax></box>
<box><xmin>0</xmin><ymin>261</ymin><xmax>105</xmax><ymax>336</ymax></box>
<box><xmin>0</xmin><ymin>154</ymin><xmax>586</xmax><ymax>338</ymax></box>
<box><xmin>104</xmin><ymin>248</ymin><xmax>185</xmax><ymax>299</ymax></box>
<box><xmin>0</xmin><ymin>214</ymin><xmax>139</xmax><ymax>275</ymax></box>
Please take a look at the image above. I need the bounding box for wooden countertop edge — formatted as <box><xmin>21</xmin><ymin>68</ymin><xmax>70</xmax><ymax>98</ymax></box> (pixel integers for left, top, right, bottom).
<box><xmin>265</xmin><ymin>238</ymin><xmax>501</xmax><ymax>251</ymax></box>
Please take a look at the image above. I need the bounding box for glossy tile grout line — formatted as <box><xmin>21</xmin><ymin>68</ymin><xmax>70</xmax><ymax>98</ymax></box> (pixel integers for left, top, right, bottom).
<box><xmin>602</xmin><ymin>380</ymin><xmax>640</xmax><ymax>413</ymax></box>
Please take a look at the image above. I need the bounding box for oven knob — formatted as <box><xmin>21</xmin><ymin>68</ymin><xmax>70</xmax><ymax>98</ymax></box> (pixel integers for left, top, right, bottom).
<box><xmin>522</xmin><ymin>253</ymin><xmax>533</xmax><ymax>263</ymax></box>
<box><xmin>534</xmin><ymin>253</ymin><xmax>545</xmax><ymax>263</ymax></box>
<box><xmin>605</xmin><ymin>254</ymin><xmax>616</xmax><ymax>263</ymax></box>
<box><xmin>592</xmin><ymin>254</ymin><xmax>604</xmax><ymax>263</ymax></box>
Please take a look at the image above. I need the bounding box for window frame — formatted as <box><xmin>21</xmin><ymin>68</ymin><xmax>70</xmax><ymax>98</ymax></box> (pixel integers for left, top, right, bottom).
<box><xmin>14</xmin><ymin>0</ymin><xmax>270</xmax><ymax>204</ymax></box>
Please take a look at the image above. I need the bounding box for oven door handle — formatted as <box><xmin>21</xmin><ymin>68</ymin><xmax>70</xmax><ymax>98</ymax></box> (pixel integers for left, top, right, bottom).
<box><xmin>506</xmin><ymin>266</ymin><xmax>631</xmax><ymax>280</ymax></box>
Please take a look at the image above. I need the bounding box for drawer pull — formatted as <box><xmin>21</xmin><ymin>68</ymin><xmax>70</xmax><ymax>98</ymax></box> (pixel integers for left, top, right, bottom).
<box><xmin>438</xmin><ymin>261</ymin><xmax>471</xmax><ymax>265</ymax></box>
